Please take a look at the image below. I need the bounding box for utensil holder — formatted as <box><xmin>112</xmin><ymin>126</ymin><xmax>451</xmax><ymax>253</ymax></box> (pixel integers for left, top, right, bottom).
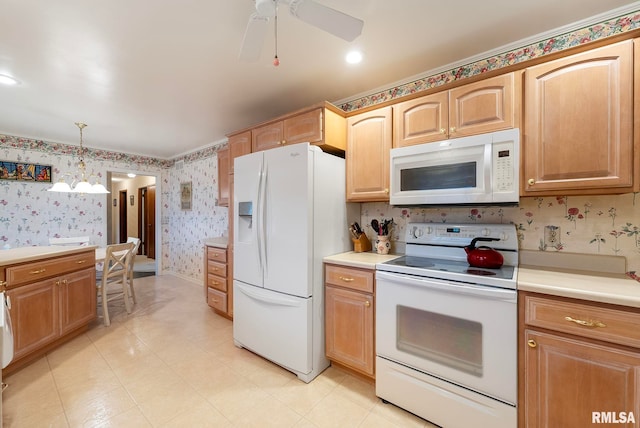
<box><xmin>375</xmin><ymin>235</ymin><xmax>391</xmax><ymax>254</ymax></box>
<box><xmin>352</xmin><ymin>234</ymin><xmax>372</xmax><ymax>253</ymax></box>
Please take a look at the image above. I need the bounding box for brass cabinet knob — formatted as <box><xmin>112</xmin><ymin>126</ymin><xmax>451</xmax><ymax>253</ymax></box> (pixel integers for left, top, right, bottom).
<box><xmin>528</xmin><ymin>178</ymin><xmax>535</xmax><ymax>185</ymax></box>
<box><xmin>384</xmin><ymin>188</ymin><xmax>389</xmax><ymax>194</ymax></box>
<box><xmin>449</xmin><ymin>126</ymin><xmax>456</xmax><ymax>134</ymax></box>
<box><xmin>364</xmin><ymin>301</ymin><xmax>371</xmax><ymax>307</ymax></box>
<box><xmin>527</xmin><ymin>339</ymin><xmax>537</xmax><ymax>348</ymax></box>
<box><xmin>439</xmin><ymin>128</ymin><xmax>446</xmax><ymax>134</ymax></box>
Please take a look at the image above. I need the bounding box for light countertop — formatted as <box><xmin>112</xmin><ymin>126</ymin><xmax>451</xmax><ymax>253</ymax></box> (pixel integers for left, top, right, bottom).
<box><xmin>0</xmin><ymin>245</ymin><xmax>97</xmax><ymax>267</ymax></box>
<box><xmin>204</xmin><ymin>237</ymin><xmax>228</xmax><ymax>249</ymax></box>
<box><xmin>323</xmin><ymin>251</ymin><xmax>401</xmax><ymax>270</ymax></box>
<box><xmin>517</xmin><ymin>250</ymin><xmax>640</xmax><ymax>308</ymax></box>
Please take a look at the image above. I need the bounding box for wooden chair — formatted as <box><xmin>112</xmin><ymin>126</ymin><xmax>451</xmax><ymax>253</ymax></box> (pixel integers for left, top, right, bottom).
<box><xmin>49</xmin><ymin>236</ymin><xmax>90</xmax><ymax>246</ymax></box>
<box><xmin>125</xmin><ymin>237</ymin><xmax>142</xmax><ymax>303</ymax></box>
<box><xmin>97</xmin><ymin>242</ymin><xmax>135</xmax><ymax>326</ymax></box>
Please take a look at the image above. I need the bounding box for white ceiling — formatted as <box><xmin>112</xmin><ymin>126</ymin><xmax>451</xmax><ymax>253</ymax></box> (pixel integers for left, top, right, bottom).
<box><xmin>0</xmin><ymin>1</ymin><xmax>637</xmax><ymax>159</ymax></box>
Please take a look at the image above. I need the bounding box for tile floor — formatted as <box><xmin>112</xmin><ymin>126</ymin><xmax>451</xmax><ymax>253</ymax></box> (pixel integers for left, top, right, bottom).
<box><xmin>3</xmin><ymin>274</ymin><xmax>436</xmax><ymax>427</ymax></box>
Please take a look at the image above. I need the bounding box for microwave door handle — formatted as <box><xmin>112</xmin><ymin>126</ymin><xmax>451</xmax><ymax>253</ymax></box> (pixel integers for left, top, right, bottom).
<box><xmin>484</xmin><ymin>142</ymin><xmax>492</xmax><ymax>192</ymax></box>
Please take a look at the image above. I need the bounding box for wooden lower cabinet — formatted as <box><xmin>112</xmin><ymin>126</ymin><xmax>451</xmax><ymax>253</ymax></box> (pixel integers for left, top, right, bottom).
<box><xmin>519</xmin><ymin>291</ymin><xmax>640</xmax><ymax>427</ymax></box>
<box><xmin>3</xmin><ymin>249</ymin><xmax>97</xmax><ymax>375</ymax></box>
<box><xmin>204</xmin><ymin>244</ymin><xmax>232</xmax><ymax>319</ymax></box>
<box><xmin>324</xmin><ymin>263</ymin><xmax>375</xmax><ymax>378</ymax></box>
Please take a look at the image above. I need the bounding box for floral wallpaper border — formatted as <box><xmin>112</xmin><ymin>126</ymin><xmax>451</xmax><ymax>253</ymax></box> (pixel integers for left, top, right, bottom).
<box><xmin>338</xmin><ymin>9</ymin><xmax>640</xmax><ymax>112</ymax></box>
<box><xmin>0</xmin><ymin>135</ymin><xmax>228</xmax><ymax>170</ymax></box>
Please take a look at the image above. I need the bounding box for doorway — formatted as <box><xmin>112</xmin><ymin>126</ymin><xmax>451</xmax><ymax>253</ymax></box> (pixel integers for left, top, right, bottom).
<box><xmin>138</xmin><ymin>185</ymin><xmax>156</xmax><ymax>259</ymax></box>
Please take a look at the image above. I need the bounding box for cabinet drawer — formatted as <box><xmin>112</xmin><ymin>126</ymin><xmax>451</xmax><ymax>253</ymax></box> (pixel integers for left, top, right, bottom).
<box><xmin>7</xmin><ymin>251</ymin><xmax>95</xmax><ymax>287</ymax></box>
<box><xmin>207</xmin><ymin>247</ymin><xmax>227</xmax><ymax>263</ymax></box>
<box><xmin>524</xmin><ymin>294</ymin><xmax>640</xmax><ymax>348</ymax></box>
<box><xmin>325</xmin><ymin>264</ymin><xmax>374</xmax><ymax>293</ymax></box>
<box><xmin>207</xmin><ymin>287</ymin><xmax>227</xmax><ymax>312</ymax></box>
<box><xmin>207</xmin><ymin>260</ymin><xmax>227</xmax><ymax>278</ymax></box>
<box><xmin>207</xmin><ymin>274</ymin><xmax>227</xmax><ymax>292</ymax></box>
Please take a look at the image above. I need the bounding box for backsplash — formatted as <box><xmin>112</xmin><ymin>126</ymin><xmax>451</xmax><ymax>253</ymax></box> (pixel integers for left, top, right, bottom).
<box><xmin>361</xmin><ymin>193</ymin><xmax>640</xmax><ymax>282</ymax></box>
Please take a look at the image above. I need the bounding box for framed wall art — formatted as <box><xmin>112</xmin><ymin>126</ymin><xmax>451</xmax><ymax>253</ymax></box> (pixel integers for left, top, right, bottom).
<box><xmin>0</xmin><ymin>161</ymin><xmax>52</xmax><ymax>183</ymax></box>
<box><xmin>180</xmin><ymin>181</ymin><xmax>192</xmax><ymax>210</ymax></box>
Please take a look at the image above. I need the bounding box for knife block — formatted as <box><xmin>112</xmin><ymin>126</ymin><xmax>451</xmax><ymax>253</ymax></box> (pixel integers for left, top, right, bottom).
<box><xmin>352</xmin><ymin>233</ymin><xmax>372</xmax><ymax>253</ymax></box>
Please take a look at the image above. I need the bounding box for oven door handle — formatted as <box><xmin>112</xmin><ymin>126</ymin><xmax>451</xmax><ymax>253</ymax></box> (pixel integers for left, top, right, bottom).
<box><xmin>376</xmin><ymin>270</ymin><xmax>517</xmax><ymax>303</ymax></box>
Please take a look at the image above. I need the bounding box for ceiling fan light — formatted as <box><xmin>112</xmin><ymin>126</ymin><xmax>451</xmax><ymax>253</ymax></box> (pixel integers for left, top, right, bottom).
<box><xmin>256</xmin><ymin>0</ymin><xmax>276</xmax><ymax>17</ymax></box>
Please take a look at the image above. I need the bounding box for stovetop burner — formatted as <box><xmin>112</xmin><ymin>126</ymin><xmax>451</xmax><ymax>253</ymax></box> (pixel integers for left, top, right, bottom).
<box><xmin>465</xmin><ymin>268</ymin><xmax>497</xmax><ymax>276</ymax></box>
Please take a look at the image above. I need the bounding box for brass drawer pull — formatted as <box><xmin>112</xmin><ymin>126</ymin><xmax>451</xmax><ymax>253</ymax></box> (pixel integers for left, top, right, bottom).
<box><xmin>76</xmin><ymin>260</ymin><xmax>86</xmax><ymax>264</ymax></box>
<box><xmin>338</xmin><ymin>276</ymin><xmax>355</xmax><ymax>282</ymax></box>
<box><xmin>29</xmin><ymin>268</ymin><xmax>46</xmax><ymax>275</ymax></box>
<box><xmin>564</xmin><ymin>316</ymin><xmax>606</xmax><ymax>328</ymax></box>
<box><xmin>527</xmin><ymin>339</ymin><xmax>537</xmax><ymax>348</ymax></box>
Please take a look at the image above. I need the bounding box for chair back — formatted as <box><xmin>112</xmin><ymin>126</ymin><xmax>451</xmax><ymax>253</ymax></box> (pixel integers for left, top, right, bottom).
<box><xmin>125</xmin><ymin>237</ymin><xmax>142</xmax><ymax>272</ymax></box>
<box><xmin>101</xmin><ymin>242</ymin><xmax>135</xmax><ymax>283</ymax></box>
<box><xmin>49</xmin><ymin>236</ymin><xmax>90</xmax><ymax>246</ymax></box>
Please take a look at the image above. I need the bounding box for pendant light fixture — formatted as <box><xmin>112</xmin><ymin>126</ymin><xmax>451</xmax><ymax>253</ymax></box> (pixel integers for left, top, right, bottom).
<box><xmin>48</xmin><ymin>122</ymin><xmax>110</xmax><ymax>194</ymax></box>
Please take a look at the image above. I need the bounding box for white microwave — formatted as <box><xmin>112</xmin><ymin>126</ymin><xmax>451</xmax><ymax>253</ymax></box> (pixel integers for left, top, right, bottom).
<box><xmin>390</xmin><ymin>129</ymin><xmax>520</xmax><ymax>206</ymax></box>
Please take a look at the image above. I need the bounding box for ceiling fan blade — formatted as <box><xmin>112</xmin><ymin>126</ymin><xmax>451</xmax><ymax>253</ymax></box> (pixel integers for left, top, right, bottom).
<box><xmin>288</xmin><ymin>0</ymin><xmax>363</xmax><ymax>42</ymax></box>
<box><xmin>238</xmin><ymin>13</ymin><xmax>270</xmax><ymax>62</ymax></box>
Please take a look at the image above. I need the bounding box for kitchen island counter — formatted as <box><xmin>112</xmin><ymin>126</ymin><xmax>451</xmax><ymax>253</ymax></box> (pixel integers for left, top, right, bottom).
<box><xmin>0</xmin><ymin>245</ymin><xmax>97</xmax><ymax>267</ymax></box>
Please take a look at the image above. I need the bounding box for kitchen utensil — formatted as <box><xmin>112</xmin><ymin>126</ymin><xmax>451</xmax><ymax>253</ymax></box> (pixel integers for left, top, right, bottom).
<box><xmin>464</xmin><ymin>237</ymin><xmax>504</xmax><ymax>269</ymax></box>
<box><xmin>354</xmin><ymin>222</ymin><xmax>363</xmax><ymax>235</ymax></box>
<box><xmin>371</xmin><ymin>219</ymin><xmax>379</xmax><ymax>234</ymax></box>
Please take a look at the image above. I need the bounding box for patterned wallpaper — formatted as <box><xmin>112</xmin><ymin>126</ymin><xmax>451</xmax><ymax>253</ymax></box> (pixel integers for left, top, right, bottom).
<box><xmin>361</xmin><ymin>193</ymin><xmax>640</xmax><ymax>281</ymax></box>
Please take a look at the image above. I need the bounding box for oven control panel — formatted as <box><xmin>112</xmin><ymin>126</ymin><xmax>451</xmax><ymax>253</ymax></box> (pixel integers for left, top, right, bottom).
<box><xmin>406</xmin><ymin>223</ymin><xmax>518</xmax><ymax>251</ymax></box>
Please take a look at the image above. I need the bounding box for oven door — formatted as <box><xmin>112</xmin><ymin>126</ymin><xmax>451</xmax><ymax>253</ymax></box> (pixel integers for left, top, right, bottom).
<box><xmin>376</xmin><ymin>270</ymin><xmax>517</xmax><ymax>404</ymax></box>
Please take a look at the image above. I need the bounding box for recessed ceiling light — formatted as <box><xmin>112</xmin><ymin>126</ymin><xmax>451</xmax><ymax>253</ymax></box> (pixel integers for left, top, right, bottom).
<box><xmin>345</xmin><ymin>50</ymin><xmax>363</xmax><ymax>64</ymax></box>
<box><xmin>0</xmin><ymin>74</ymin><xmax>19</xmax><ymax>85</ymax></box>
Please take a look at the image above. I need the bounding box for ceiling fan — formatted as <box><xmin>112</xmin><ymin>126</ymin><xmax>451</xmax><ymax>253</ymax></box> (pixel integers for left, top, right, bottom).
<box><xmin>239</xmin><ymin>0</ymin><xmax>364</xmax><ymax>62</ymax></box>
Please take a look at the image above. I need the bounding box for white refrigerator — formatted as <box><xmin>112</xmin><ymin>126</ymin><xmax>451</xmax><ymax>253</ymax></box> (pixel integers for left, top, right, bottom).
<box><xmin>233</xmin><ymin>143</ymin><xmax>354</xmax><ymax>383</ymax></box>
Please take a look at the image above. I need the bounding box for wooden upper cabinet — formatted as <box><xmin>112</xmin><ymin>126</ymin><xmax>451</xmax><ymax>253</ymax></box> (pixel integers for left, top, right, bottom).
<box><xmin>449</xmin><ymin>72</ymin><xmax>515</xmax><ymax>138</ymax></box>
<box><xmin>252</xmin><ymin>121</ymin><xmax>284</xmax><ymax>152</ymax></box>
<box><xmin>393</xmin><ymin>73</ymin><xmax>515</xmax><ymax>148</ymax></box>
<box><xmin>346</xmin><ymin>106</ymin><xmax>392</xmax><ymax>202</ymax></box>
<box><xmin>217</xmin><ymin>147</ymin><xmax>229</xmax><ymax>207</ymax></box>
<box><xmin>393</xmin><ymin>92</ymin><xmax>448</xmax><ymax>147</ymax></box>
<box><xmin>250</xmin><ymin>105</ymin><xmax>346</xmax><ymax>154</ymax></box>
<box><xmin>284</xmin><ymin>109</ymin><xmax>323</xmax><ymax>145</ymax></box>
<box><xmin>228</xmin><ymin>131</ymin><xmax>251</xmax><ymax>174</ymax></box>
<box><xmin>523</xmin><ymin>40</ymin><xmax>634</xmax><ymax>195</ymax></box>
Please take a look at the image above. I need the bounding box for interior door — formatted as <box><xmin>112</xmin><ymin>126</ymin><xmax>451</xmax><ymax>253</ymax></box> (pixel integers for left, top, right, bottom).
<box><xmin>118</xmin><ymin>190</ymin><xmax>127</xmax><ymax>243</ymax></box>
<box><xmin>145</xmin><ymin>185</ymin><xmax>156</xmax><ymax>259</ymax></box>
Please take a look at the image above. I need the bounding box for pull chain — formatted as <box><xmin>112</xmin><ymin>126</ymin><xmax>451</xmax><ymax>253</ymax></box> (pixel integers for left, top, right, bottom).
<box><xmin>273</xmin><ymin>3</ymin><xmax>280</xmax><ymax>66</ymax></box>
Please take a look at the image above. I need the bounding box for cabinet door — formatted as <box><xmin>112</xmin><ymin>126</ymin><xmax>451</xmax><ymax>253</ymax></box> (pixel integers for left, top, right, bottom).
<box><xmin>346</xmin><ymin>106</ymin><xmax>392</xmax><ymax>202</ymax></box>
<box><xmin>325</xmin><ymin>285</ymin><xmax>374</xmax><ymax>376</ymax></box>
<box><xmin>449</xmin><ymin>73</ymin><xmax>514</xmax><ymax>138</ymax></box>
<box><xmin>283</xmin><ymin>109</ymin><xmax>323</xmax><ymax>145</ymax></box>
<box><xmin>7</xmin><ymin>278</ymin><xmax>59</xmax><ymax>360</ymax></box>
<box><xmin>228</xmin><ymin>131</ymin><xmax>251</xmax><ymax>174</ymax></box>
<box><xmin>59</xmin><ymin>269</ymin><xmax>96</xmax><ymax>335</ymax></box>
<box><xmin>393</xmin><ymin>92</ymin><xmax>448</xmax><ymax>147</ymax></box>
<box><xmin>523</xmin><ymin>329</ymin><xmax>640</xmax><ymax>428</ymax></box>
<box><xmin>523</xmin><ymin>41</ymin><xmax>633</xmax><ymax>194</ymax></box>
<box><xmin>252</xmin><ymin>121</ymin><xmax>284</xmax><ymax>152</ymax></box>
<box><xmin>217</xmin><ymin>147</ymin><xmax>230</xmax><ymax>206</ymax></box>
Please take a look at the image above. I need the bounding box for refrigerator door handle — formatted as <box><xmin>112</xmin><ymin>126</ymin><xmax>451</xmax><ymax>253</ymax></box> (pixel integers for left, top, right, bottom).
<box><xmin>236</xmin><ymin>282</ymin><xmax>303</xmax><ymax>307</ymax></box>
<box><xmin>261</xmin><ymin>162</ymin><xmax>268</xmax><ymax>276</ymax></box>
<box><xmin>256</xmin><ymin>160</ymin><xmax>264</xmax><ymax>274</ymax></box>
